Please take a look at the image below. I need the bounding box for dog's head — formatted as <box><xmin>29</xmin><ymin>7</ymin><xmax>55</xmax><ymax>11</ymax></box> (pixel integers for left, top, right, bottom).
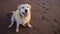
<box><xmin>17</xmin><ymin>4</ymin><xmax>31</xmax><ymax>17</ymax></box>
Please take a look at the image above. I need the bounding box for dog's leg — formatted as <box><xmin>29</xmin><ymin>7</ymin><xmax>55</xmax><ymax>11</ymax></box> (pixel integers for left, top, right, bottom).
<box><xmin>8</xmin><ymin>16</ymin><xmax>14</xmax><ymax>28</ymax></box>
<box><xmin>8</xmin><ymin>22</ymin><xmax>14</xmax><ymax>28</ymax></box>
<box><xmin>16</xmin><ymin>22</ymin><xmax>19</xmax><ymax>32</ymax></box>
<box><xmin>22</xmin><ymin>23</ymin><xmax>26</xmax><ymax>27</ymax></box>
<box><xmin>27</xmin><ymin>23</ymin><xmax>32</xmax><ymax>28</ymax></box>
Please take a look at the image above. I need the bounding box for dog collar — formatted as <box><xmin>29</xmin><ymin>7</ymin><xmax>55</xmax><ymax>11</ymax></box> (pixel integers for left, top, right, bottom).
<box><xmin>20</xmin><ymin>14</ymin><xmax>23</xmax><ymax>17</ymax></box>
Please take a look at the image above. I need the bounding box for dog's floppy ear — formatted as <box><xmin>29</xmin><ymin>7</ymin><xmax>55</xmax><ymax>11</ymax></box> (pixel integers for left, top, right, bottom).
<box><xmin>26</xmin><ymin>4</ymin><xmax>31</xmax><ymax>9</ymax></box>
<box><xmin>28</xmin><ymin>4</ymin><xmax>31</xmax><ymax>9</ymax></box>
<box><xmin>17</xmin><ymin>5</ymin><xmax>21</xmax><ymax>10</ymax></box>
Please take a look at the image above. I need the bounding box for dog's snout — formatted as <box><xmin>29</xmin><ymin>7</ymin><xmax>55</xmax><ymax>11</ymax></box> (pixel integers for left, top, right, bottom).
<box><xmin>25</xmin><ymin>9</ymin><xmax>28</xmax><ymax>13</ymax></box>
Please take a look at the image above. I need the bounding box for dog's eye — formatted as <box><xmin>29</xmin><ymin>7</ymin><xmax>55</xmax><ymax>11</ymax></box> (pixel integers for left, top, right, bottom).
<box><xmin>22</xmin><ymin>7</ymin><xmax>24</xmax><ymax>9</ymax></box>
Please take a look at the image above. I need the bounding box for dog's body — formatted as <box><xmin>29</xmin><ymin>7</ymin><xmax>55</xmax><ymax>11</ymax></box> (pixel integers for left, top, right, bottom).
<box><xmin>8</xmin><ymin>4</ymin><xmax>32</xmax><ymax>32</ymax></box>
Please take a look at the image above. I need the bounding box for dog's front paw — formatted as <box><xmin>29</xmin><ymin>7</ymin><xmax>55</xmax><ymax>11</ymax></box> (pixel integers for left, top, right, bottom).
<box><xmin>16</xmin><ymin>29</ymin><xmax>19</xmax><ymax>32</ymax></box>
<box><xmin>8</xmin><ymin>25</ymin><xmax>11</xmax><ymax>28</ymax></box>
<box><xmin>28</xmin><ymin>24</ymin><xmax>32</xmax><ymax>28</ymax></box>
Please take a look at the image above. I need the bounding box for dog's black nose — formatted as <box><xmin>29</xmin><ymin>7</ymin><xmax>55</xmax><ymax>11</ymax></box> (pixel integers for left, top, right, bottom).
<box><xmin>22</xmin><ymin>12</ymin><xmax>24</xmax><ymax>14</ymax></box>
<box><xmin>25</xmin><ymin>9</ymin><xmax>28</xmax><ymax>13</ymax></box>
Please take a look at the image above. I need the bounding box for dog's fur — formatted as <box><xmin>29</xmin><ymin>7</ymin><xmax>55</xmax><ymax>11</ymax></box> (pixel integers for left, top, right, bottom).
<box><xmin>8</xmin><ymin>4</ymin><xmax>32</xmax><ymax>32</ymax></box>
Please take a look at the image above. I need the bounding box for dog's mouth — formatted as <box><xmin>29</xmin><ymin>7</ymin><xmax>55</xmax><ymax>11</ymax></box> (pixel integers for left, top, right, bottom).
<box><xmin>24</xmin><ymin>9</ymin><xmax>28</xmax><ymax>17</ymax></box>
<box><xmin>24</xmin><ymin>12</ymin><xmax>27</xmax><ymax>17</ymax></box>
<box><xmin>22</xmin><ymin>12</ymin><xmax>28</xmax><ymax>17</ymax></box>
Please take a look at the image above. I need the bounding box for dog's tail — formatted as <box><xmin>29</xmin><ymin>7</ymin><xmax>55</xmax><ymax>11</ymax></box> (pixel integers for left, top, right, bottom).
<box><xmin>11</xmin><ymin>11</ymin><xmax>15</xmax><ymax>14</ymax></box>
<box><xmin>6</xmin><ymin>11</ymin><xmax>15</xmax><ymax>16</ymax></box>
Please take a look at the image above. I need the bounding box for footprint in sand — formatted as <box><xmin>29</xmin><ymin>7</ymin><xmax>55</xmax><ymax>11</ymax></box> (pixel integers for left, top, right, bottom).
<box><xmin>54</xmin><ymin>19</ymin><xmax>58</xmax><ymax>23</ymax></box>
<box><xmin>54</xmin><ymin>30</ymin><xmax>57</xmax><ymax>34</ymax></box>
<box><xmin>42</xmin><ymin>2</ymin><xmax>45</xmax><ymax>5</ymax></box>
<box><xmin>44</xmin><ymin>11</ymin><xmax>47</xmax><ymax>14</ymax></box>
<box><xmin>41</xmin><ymin>16</ymin><xmax>46</xmax><ymax>20</ymax></box>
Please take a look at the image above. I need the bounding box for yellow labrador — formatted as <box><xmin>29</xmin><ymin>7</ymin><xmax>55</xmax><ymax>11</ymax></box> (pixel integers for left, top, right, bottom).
<box><xmin>8</xmin><ymin>4</ymin><xmax>32</xmax><ymax>32</ymax></box>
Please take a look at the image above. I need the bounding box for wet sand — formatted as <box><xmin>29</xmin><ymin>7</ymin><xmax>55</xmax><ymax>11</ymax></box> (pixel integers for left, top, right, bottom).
<box><xmin>0</xmin><ymin>0</ymin><xmax>60</xmax><ymax>34</ymax></box>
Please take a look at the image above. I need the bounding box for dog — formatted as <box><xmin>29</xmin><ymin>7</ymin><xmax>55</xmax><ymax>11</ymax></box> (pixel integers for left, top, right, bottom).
<box><xmin>8</xmin><ymin>4</ymin><xmax>32</xmax><ymax>32</ymax></box>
